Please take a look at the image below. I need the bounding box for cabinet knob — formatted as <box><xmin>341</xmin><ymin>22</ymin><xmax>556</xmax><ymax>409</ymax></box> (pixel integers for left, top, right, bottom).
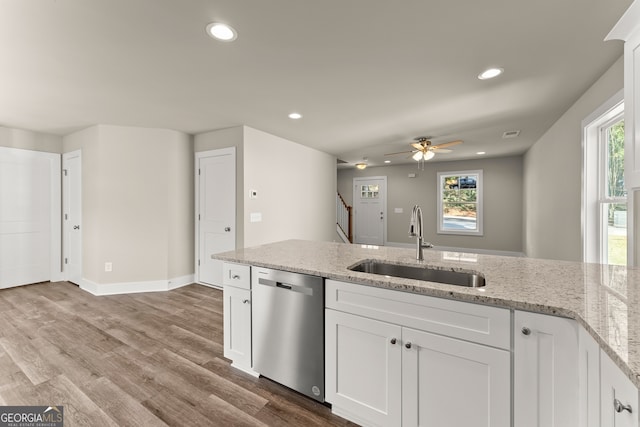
<box><xmin>390</xmin><ymin>338</ymin><xmax>397</xmax><ymax>345</ymax></box>
<box><xmin>405</xmin><ymin>342</ymin><xmax>412</xmax><ymax>349</ymax></box>
<box><xmin>614</xmin><ymin>398</ymin><xmax>633</xmax><ymax>414</ymax></box>
<box><xmin>521</xmin><ymin>327</ymin><xmax>531</xmax><ymax>336</ymax></box>
<box><xmin>242</xmin><ymin>299</ymin><xmax>250</xmax><ymax>304</ymax></box>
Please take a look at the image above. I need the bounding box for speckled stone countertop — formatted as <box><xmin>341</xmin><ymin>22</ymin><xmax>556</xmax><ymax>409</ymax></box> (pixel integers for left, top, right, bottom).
<box><xmin>213</xmin><ymin>239</ymin><xmax>640</xmax><ymax>387</ymax></box>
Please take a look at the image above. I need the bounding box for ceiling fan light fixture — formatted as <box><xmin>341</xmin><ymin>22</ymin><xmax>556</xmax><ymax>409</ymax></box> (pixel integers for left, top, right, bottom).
<box><xmin>478</xmin><ymin>67</ymin><xmax>503</xmax><ymax>80</ymax></box>
<box><xmin>288</xmin><ymin>112</ymin><xmax>302</xmax><ymax>119</ymax></box>
<box><xmin>412</xmin><ymin>151</ymin><xmax>423</xmax><ymax>161</ymax></box>
<box><xmin>206</xmin><ymin>22</ymin><xmax>238</xmax><ymax>41</ymax></box>
<box><xmin>423</xmin><ymin>150</ymin><xmax>435</xmax><ymax>160</ymax></box>
<box><xmin>355</xmin><ymin>162</ymin><xmax>367</xmax><ymax>170</ymax></box>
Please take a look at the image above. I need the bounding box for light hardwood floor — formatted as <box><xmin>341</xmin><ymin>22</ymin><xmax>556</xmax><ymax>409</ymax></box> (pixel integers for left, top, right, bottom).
<box><xmin>0</xmin><ymin>282</ymin><xmax>357</xmax><ymax>426</ymax></box>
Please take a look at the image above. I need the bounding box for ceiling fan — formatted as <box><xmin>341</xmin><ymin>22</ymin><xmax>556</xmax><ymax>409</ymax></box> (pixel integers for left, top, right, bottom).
<box><xmin>385</xmin><ymin>137</ymin><xmax>463</xmax><ymax>161</ymax></box>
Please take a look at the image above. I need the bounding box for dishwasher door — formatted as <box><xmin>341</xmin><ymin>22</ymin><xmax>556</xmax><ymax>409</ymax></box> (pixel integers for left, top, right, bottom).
<box><xmin>252</xmin><ymin>267</ymin><xmax>325</xmax><ymax>402</ymax></box>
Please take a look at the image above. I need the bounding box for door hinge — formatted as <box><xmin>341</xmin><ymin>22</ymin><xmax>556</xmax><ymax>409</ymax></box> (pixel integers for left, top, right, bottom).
<box><xmin>198</xmin><ymin>168</ymin><xmax>201</xmax><ymax>175</ymax></box>
<box><xmin>63</xmin><ymin>169</ymin><xmax>68</xmax><ymax>176</ymax></box>
<box><xmin>198</xmin><ymin>259</ymin><xmax>200</xmax><ymax>266</ymax></box>
<box><xmin>64</xmin><ymin>258</ymin><xmax>68</xmax><ymax>264</ymax></box>
<box><xmin>64</xmin><ymin>213</ymin><xmax>68</xmax><ymax>220</ymax></box>
<box><xmin>198</xmin><ymin>214</ymin><xmax>201</xmax><ymax>221</ymax></box>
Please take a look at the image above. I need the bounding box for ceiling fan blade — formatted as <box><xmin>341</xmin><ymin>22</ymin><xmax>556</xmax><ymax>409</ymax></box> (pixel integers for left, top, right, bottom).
<box><xmin>385</xmin><ymin>150</ymin><xmax>414</xmax><ymax>156</ymax></box>
<box><xmin>433</xmin><ymin>140</ymin><xmax>463</xmax><ymax>149</ymax></box>
<box><xmin>431</xmin><ymin>148</ymin><xmax>452</xmax><ymax>153</ymax></box>
<box><xmin>411</xmin><ymin>142</ymin><xmax>426</xmax><ymax>151</ymax></box>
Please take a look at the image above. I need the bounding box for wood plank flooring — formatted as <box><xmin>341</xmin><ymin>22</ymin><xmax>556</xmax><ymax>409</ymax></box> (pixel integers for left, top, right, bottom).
<box><xmin>0</xmin><ymin>282</ymin><xmax>358</xmax><ymax>427</ymax></box>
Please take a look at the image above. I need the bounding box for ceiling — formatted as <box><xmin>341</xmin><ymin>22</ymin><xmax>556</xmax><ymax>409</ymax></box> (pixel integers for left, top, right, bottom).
<box><xmin>0</xmin><ymin>0</ymin><xmax>632</xmax><ymax>167</ymax></box>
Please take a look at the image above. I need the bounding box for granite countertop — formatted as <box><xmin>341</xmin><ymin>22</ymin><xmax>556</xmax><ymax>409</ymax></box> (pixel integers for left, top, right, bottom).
<box><xmin>213</xmin><ymin>239</ymin><xmax>640</xmax><ymax>387</ymax></box>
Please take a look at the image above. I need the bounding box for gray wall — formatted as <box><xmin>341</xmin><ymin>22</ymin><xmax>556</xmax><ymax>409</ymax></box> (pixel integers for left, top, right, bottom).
<box><xmin>338</xmin><ymin>156</ymin><xmax>524</xmax><ymax>253</ymax></box>
<box><xmin>523</xmin><ymin>56</ymin><xmax>624</xmax><ymax>261</ymax></box>
<box><xmin>63</xmin><ymin>125</ymin><xmax>194</xmax><ymax>287</ymax></box>
<box><xmin>0</xmin><ymin>126</ymin><xmax>62</xmax><ymax>152</ymax></box>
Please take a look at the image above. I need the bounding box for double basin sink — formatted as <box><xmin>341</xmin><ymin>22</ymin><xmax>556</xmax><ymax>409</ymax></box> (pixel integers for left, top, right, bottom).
<box><xmin>349</xmin><ymin>260</ymin><xmax>485</xmax><ymax>288</ymax></box>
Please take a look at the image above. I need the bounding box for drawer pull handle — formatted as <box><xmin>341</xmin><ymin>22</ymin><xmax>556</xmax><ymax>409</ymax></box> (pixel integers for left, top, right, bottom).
<box><xmin>614</xmin><ymin>398</ymin><xmax>633</xmax><ymax>414</ymax></box>
<box><xmin>242</xmin><ymin>299</ymin><xmax>250</xmax><ymax>304</ymax></box>
<box><xmin>521</xmin><ymin>327</ymin><xmax>531</xmax><ymax>336</ymax></box>
<box><xmin>390</xmin><ymin>338</ymin><xmax>397</xmax><ymax>345</ymax></box>
<box><xmin>232</xmin><ymin>274</ymin><xmax>240</xmax><ymax>279</ymax></box>
<box><xmin>405</xmin><ymin>342</ymin><xmax>412</xmax><ymax>349</ymax></box>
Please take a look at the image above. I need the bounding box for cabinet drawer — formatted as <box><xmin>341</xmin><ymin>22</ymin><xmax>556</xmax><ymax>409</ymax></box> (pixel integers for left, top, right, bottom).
<box><xmin>222</xmin><ymin>262</ymin><xmax>251</xmax><ymax>289</ymax></box>
<box><xmin>326</xmin><ymin>279</ymin><xmax>510</xmax><ymax>349</ymax></box>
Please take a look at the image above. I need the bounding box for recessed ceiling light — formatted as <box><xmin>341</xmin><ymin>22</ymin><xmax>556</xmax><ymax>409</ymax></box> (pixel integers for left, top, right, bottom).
<box><xmin>478</xmin><ymin>68</ymin><xmax>503</xmax><ymax>80</ymax></box>
<box><xmin>384</xmin><ymin>160</ymin><xmax>391</xmax><ymax>164</ymax></box>
<box><xmin>476</xmin><ymin>151</ymin><xmax>486</xmax><ymax>155</ymax></box>
<box><xmin>288</xmin><ymin>112</ymin><xmax>302</xmax><ymax>120</ymax></box>
<box><xmin>206</xmin><ymin>22</ymin><xmax>237</xmax><ymax>41</ymax></box>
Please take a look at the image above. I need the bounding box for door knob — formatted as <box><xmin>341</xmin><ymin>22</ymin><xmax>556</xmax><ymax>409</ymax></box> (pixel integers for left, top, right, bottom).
<box><xmin>521</xmin><ymin>327</ymin><xmax>531</xmax><ymax>336</ymax></box>
<box><xmin>405</xmin><ymin>342</ymin><xmax>412</xmax><ymax>349</ymax></box>
<box><xmin>614</xmin><ymin>398</ymin><xmax>633</xmax><ymax>413</ymax></box>
<box><xmin>390</xmin><ymin>338</ymin><xmax>397</xmax><ymax>345</ymax></box>
<box><xmin>224</xmin><ymin>227</ymin><xmax>231</xmax><ymax>232</ymax></box>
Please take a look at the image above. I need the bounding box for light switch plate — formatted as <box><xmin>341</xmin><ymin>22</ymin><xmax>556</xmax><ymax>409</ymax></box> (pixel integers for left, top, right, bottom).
<box><xmin>250</xmin><ymin>212</ymin><xmax>262</xmax><ymax>222</ymax></box>
<box><xmin>394</xmin><ymin>208</ymin><xmax>403</xmax><ymax>213</ymax></box>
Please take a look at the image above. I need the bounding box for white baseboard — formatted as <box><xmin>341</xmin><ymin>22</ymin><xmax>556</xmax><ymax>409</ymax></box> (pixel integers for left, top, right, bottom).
<box><xmin>385</xmin><ymin>241</ymin><xmax>525</xmax><ymax>257</ymax></box>
<box><xmin>79</xmin><ymin>274</ymin><xmax>195</xmax><ymax>296</ymax></box>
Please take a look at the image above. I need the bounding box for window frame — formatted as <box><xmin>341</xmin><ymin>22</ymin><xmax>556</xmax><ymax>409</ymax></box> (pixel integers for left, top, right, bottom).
<box><xmin>437</xmin><ymin>169</ymin><xmax>484</xmax><ymax>236</ymax></box>
<box><xmin>582</xmin><ymin>91</ymin><xmax>625</xmax><ymax>265</ymax></box>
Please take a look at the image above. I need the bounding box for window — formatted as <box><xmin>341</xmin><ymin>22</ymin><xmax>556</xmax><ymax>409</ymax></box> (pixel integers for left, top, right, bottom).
<box><xmin>360</xmin><ymin>184</ymin><xmax>379</xmax><ymax>199</ymax></box>
<box><xmin>437</xmin><ymin>170</ymin><xmax>483</xmax><ymax>236</ymax></box>
<box><xmin>583</xmin><ymin>94</ymin><xmax>625</xmax><ymax>265</ymax></box>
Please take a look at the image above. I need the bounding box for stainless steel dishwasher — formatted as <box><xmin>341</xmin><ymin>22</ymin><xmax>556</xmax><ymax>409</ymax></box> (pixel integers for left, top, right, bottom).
<box><xmin>252</xmin><ymin>267</ymin><xmax>325</xmax><ymax>402</ymax></box>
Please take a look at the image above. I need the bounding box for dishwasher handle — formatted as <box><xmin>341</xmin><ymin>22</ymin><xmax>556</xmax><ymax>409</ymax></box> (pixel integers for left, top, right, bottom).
<box><xmin>258</xmin><ymin>277</ymin><xmax>314</xmax><ymax>296</ymax></box>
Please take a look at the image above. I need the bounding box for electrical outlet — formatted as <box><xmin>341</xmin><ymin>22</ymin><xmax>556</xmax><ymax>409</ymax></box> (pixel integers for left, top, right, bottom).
<box><xmin>105</xmin><ymin>262</ymin><xmax>113</xmax><ymax>272</ymax></box>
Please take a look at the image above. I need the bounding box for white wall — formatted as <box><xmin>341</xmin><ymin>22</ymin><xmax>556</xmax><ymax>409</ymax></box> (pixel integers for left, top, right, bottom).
<box><xmin>338</xmin><ymin>156</ymin><xmax>524</xmax><ymax>254</ymax></box>
<box><xmin>243</xmin><ymin>127</ymin><xmax>336</xmax><ymax>246</ymax></box>
<box><xmin>0</xmin><ymin>126</ymin><xmax>62</xmax><ymax>153</ymax></box>
<box><xmin>63</xmin><ymin>125</ymin><xmax>193</xmax><ymax>290</ymax></box>
<box><xmin>524</xmin><ymin>56</ymin><xmax>624</xmax><ymax>261</ymax></box>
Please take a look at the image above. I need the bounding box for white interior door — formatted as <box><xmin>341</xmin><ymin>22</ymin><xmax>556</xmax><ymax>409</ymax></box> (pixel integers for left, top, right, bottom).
<box><xmin>196</xmin><ymin>147</ymin><xmax>236</xmax><ymax>286</ymax></box>
<box><xmin>354</xmin><ymin>177</ymin><xmax>386</xmax><ymax>245</ymax></box>
<box><xmin>0</xmin><ymin>147</ymin><xmax>60</xmax><ymax>289</ymax></box>
<box><xmin>63</xmin><ymin>150</ymin><xmax>82</xmax><ymax>285</ymax></box>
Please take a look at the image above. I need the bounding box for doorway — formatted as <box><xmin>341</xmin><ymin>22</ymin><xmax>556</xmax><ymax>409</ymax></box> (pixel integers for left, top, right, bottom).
<box><xmin>63</xmin><ymin>150</ymin><xmax>82</xmax><ymax>284</ymax></box>
<box><xmin>195</xmin><ymin>147</ymin><xmax>236</xmax><ymax>287</ymax></box>
<box><xmin>353</xmin><ymin>176</ymin><xmax>387</xmax><ymax>245</ymax></box>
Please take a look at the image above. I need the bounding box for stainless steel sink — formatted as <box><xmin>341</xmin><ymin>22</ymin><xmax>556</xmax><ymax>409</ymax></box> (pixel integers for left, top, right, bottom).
<box><xmin>348</xmin><ymin>260</ymin><xmax>485</xmax><ymax>287</ymax></box>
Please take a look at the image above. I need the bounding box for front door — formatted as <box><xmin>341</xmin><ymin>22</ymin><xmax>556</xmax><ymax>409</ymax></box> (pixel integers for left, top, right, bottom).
<box><xmin>63</xmin><ymin>150</ymin><xmax>82</xmax><ymax>285</ymax></box>
<box><xmin>353</xmin><ymin>177</ymin><xmax>386</xmax><ymax>245</ymax></box>
<box><xmin>196</xmin><ymin>147</ymin><xmax>236</xmax><ymax>286</ymax></box>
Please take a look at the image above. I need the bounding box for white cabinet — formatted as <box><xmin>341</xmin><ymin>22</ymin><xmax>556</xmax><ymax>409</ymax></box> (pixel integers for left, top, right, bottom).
<box><xmin>514</xmin><ymin>310</ymin><xmax>579</xmax><ymax>427</ymax></box>
<box><xmin>579</xmin><ymin>326</ymin><xmax>601</xmax><ymax>427</ymax></box>
<box><xmin>325</xmin><ymin>309</ymin><xmax>402</xmax><ymax>427</ymax></box>
<box><xmin>601</xmin><ymin>349</ymin><xmax>639</xmax><ymax>427</ymax></box>
<box><xmin>325</xmin><ymin>279</ymin><xmax>511</xmax><ymax>427</ymax></box>
<box><xmin>222</xmin><ymin>262</ymin><xmax>257</xmax><ymax>376</ymax></box>
<box><xmin>402</xmin><ymin>327</ymin><xmax>510</xmax><ymax>427</ymax></box>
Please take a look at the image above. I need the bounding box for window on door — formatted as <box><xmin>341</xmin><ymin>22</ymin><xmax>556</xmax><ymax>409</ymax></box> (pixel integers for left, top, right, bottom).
<box><xmin>437</xmin><ymin>170</ymin><xmax>483</xmax><ymax>236</ymax></box>
<box><xmin>583</xmin><ymin>96</ymin><xmax>626</xmax><ymax>265</ymax></box>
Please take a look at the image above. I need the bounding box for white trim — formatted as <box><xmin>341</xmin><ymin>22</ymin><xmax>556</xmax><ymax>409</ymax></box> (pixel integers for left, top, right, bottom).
<box><xmin>581</xmin><ymin>91</ymin><xmax>625</xmax><ymax>263</ymax></box>
<box><xmin>62</xmin><ymin>150</ymin><xmax>82</xmax><ymax>283</ymax></box>
<box><xmin>79</xmin><ymin>274</ymin><xmax>195</xmax><ymax>296</ymax></box>
<box><xmin>385</xmin><ymin>241</ymin><xmax>525</xmax><ymax>257</ymax></box>
<box><xmin>436</xmin><ymin>169</ymin><xmax>483</xmax><ymax>236</ymax></box>
<box><xmin>50</xmin><ymin>153</ymin><xmax>63</xmax><ymax>282</ymax></box>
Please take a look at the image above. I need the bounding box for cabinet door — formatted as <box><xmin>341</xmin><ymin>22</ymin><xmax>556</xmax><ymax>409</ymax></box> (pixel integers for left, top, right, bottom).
<box><xmin>601</xmin><ymin>349</ymin><xmax>639</xmax><ymax>427</ymax></box>
<box><xmin>514</xmin><ymin>311</ymin><xmax>579</xmax><ymax>427</ymax></box>
<box><xmin>402</xmin><ymin>327</ymin><xmax>510</xmax><ymax>427</ymax></box>
<box><xmin>325</xmin><ymin>309</ymin><xmax>402</xmax><ymax>427</ymax></box>
<box><xmin>579</xmin><ymin>327</ymin><xmax>601</xmax><ymax>427</ymax></box>
<box><xmin>223</xmin><ymin>286</ymin><xmax>252</xmax><ymax>370</ymax></box>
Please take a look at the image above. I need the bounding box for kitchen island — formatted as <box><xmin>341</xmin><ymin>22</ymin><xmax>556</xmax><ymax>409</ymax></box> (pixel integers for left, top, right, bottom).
<box><xmin>213</xmin><ymin>239</ymin><xmax>640</xmax><ymax>426</ymax></box>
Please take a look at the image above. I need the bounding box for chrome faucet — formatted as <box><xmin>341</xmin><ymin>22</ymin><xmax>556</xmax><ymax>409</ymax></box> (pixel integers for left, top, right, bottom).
<box><xmin>409</xmin><ymin>205</ymin><xmax>433</xmax><ymax>261</ymax></box>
